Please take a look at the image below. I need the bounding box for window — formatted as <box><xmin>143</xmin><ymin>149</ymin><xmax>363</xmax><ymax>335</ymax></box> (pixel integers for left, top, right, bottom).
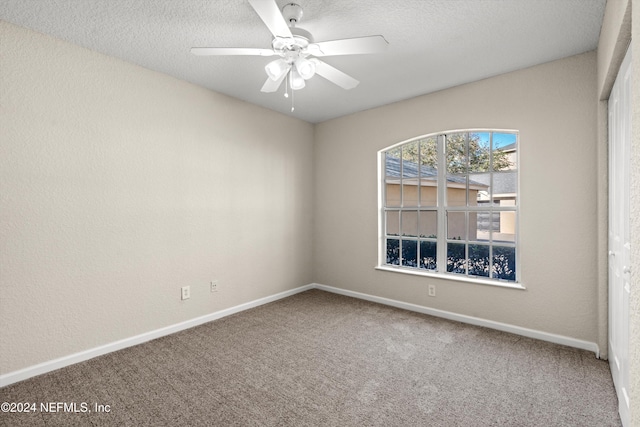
<box><xmin>379</xmin><ymin>130</ymin><xmax>519</xmax><ymax>285</ymax></box>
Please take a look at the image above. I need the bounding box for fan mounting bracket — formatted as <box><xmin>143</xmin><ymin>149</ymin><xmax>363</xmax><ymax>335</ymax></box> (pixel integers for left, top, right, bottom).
<box><xmin>282</xmin><ymin>3</ymin><xmax>303</xmax><ymax>26</ymax></box>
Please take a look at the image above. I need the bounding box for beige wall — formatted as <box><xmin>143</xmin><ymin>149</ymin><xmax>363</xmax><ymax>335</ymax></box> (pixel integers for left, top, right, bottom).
<box><xmin>315</xmin><ymin>51</ymin><xmax>599</xmax><ymax>342</ymax></box>
<box><xmin>0</xmin><ymin>21</ymin><xmax>314</xmax><ymax>374</ymax></box>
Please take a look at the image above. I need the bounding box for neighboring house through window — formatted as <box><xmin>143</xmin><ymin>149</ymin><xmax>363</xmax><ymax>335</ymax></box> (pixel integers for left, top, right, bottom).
<box><xmin>379</xmin><ymin>130</ymin><xmax>519</xmax><ymax>285</ymax></box>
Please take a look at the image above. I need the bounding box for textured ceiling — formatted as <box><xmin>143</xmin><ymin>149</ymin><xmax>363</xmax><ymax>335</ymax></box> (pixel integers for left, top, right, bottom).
<box><xmin>0</xmin><ymin>0</ymin><xmax>606</xmax><ymax>123</ymax></box>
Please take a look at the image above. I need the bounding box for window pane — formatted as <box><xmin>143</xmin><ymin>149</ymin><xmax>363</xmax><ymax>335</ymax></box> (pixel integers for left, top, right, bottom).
<box><xmin>400</xmin><ymin>142</ymin><xmax>420</xmax><ymax>206</ymax></box>
<box><xmin>419</xmin><ymin>137</ymin><xmax>438</xmax><ymax>170</ymax></box>
<box><xmin>385</xmin><ymin>149</ymin><xmax>401</xmax><ymax>207</ymax></box>
<box><xmin>493</xmin><ymin>171</ymin><xmax>517</xmax><ymax>205</ymax></box>
<box><xmin>401</xmin><ymin>211</ymin><xmax>418</xmax><ymax>237</ymax></box>
<box><xmin>468</xmin><ymin>244</ymin><xmax>490</xmax><ymax>277</ymax></box>
<box><xmin>447</xmin><ymin>211</ymin><xmax>466</xmax><ymax>240</ymax></box>
<box><xmin>401</xmin><ymin>141</ymin><xmax>419</xmax><ymax>178</ymax></box>
<box><xmin>470</xmin><ymin>173</ymin><xmax>491</xmax><ymax>206</ymax></box>
<box><xmin>473</xmin><ymin>211</ymin><xmax>492</xmax><ymax>241</ymax></box>
<box><xmin>492</xmin><ymin>133</ymin><xmax>517</xmax><ymax>171</ymax></box>
<box><xmin>386</xmin><ymin>148</ymin><xmax>401</xmax><ymax>177</ymax></box>
<box><xmin>494</xmin><ymin>211</ymin><xmax>516</xmax><ymax>243</ymax></box>
<box><xmin>419</xmin><ymin>211</ymin><xmax>437</xmax><ymax>238</ymax></box>
<box><xmin>447</xmin><ymin>242</ymin><xmax>466</xmax><ymax>274</ymax></box>
<box><xmin>446</xmin><ymin>133</ymin><xmax>467</xmax><ymax>174</ymax></box>
<box><xmin>402</xmin><ymin>240</ymin><xmax>418</xmax><ymax>267</ymax></box>
<box><xmin>420</xmin><ymin>241</ymin><xmax>437</xmax><ymax>270</ymax></box>
<box><xmin>446</xmin><ymin>175</ymin><xmax>467</xmax><ymax>206</ymax></box>
<box><xmin>419</xmin><ymin>137</ymin><xmax>438</xmax><ymax>207</ymax></box>
<box><xmin>386</xmin><ymin>239</ymin><xmax>400</xmax><ymax>265</ymax></box>
<box><xmin>493</xmin><ymin>246</ymin><xmax>516</xmax><ymax>281</ymax></box>
<box><xmin>386</xmin><ymin>210</ymin><xmax>399</xmax><ymax>236</ymax></box>
<box><xmin>385</xmin><ymin>183</ymin><xmax>401</xmax><ymax>207</ymax></box>
<box><xmin>419</xmin><ymin>180</ymin><xmax>438</xmax><ymax>206</ymax></box>
<box><xmin>469</xmin><ymin>132</ymin><xmax>491</xmax><ymax>173</ymax></box>
<box><xmin>387</xmin><ymin>146</ymin><xmax>401</xmax><ymax>157</ymax></box>
<box><xmin>402</xmin><ymin>182</ymin><xmax>419</xmax><ymax>206</ymax></box>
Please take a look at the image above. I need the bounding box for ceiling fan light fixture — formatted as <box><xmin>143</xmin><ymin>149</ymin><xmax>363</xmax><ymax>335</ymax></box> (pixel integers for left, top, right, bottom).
<box><xmin>265</xmin><ymin>58</ymin><xmax>290</xmax><ymax>81</ymax></box>
<box><xmin>294</xmin><ymin>57</ymin><xmax>316</xmax><ymax>80</ymax></box>
<box><xmin>290</xmin><ymin>68</ymin><xmax>306</xmax><ymax>90</ymax></box>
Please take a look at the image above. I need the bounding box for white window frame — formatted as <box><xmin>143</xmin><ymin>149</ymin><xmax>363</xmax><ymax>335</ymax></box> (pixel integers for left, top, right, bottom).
<box><xmin>376</xmin><ymin>129</ymin><xmax>523</xmax><ymax>289</ymax></box>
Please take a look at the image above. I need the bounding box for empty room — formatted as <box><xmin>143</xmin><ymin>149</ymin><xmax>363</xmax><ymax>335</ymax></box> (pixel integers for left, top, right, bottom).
<box><xmin>0</xmin><ymin>0</ymin><xmax>638</xmax><ymax>426</ymax></box>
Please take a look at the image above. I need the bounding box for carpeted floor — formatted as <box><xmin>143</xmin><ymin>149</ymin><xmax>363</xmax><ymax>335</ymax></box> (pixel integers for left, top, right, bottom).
<box><xmin>0</xmin><ymin>289</ymin><xmax>621</xmax><ymax>426</ymax></box>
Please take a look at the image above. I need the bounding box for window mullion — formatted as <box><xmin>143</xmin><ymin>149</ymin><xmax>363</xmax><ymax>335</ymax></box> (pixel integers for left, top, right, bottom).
<box><xmin>399</xmin><ymin>209</ymin><xmax>403</xmax><ymax>265</ymax></box>
<box><xmin>400</xmin><ymin>148</ymin><xmax>404</xmax><ymax>208</ymax></box>
<box><xmin>437</xmin><ymin>134</ymin><xmax>447</xmax><ymax>274</ymax></box>
<box><xmin>380</xmin><ymin>153</ymin><xmax>387</xmax><ymax>266</ymax></box>
<box><xmin>417</xmin><ymin>140</ymin><xmax>422</xmax><ymax>267</ymax></box>
<box><xmin>489</xmin><ymin>243</ymin><xmax>494</xmax><ymax>279</ymax></box>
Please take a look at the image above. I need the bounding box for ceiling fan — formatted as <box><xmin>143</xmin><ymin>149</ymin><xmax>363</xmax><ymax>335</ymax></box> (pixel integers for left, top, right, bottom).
<box><xmin>190</xmin><ymin>0</ymin><xmax>388</xmax><ymax>94</ymax></box>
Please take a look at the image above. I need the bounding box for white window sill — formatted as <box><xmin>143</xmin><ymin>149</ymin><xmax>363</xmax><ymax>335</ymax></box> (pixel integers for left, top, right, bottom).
<box><xmin>375</xmin><ymin>265</ymin><xmax>526</xmax><ymax>290</ymax></box>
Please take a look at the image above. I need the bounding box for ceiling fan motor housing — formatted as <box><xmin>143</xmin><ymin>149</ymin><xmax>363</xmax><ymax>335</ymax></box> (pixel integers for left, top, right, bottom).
<box><xmin>271</xmin><ymin>26</ymin><xmax>313</xmax><ymax>63</ymax></box>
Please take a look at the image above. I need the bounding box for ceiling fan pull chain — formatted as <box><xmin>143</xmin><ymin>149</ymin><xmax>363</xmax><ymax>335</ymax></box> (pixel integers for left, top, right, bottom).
<box><xmin>291</xmin><ymin>82</ymin><xmax>295</xmax><ymax>112</ymax></box>
<box><xmin>284</xmin><ymin>72</ymin><xmax>290</xmax><ymax>98</ymax></box>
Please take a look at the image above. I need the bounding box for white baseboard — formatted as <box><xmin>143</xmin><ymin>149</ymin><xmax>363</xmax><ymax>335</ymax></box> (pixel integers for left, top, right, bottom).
<box><xmin>0</xmin><ymin>284</ymin><xmax>314</xmax><ymax>388</ymax></box>
<box><xmin>1</xmin><ymin>282</ymin><xmax>599</xmax><ymax>387</ymax></box>
<box><xmin>312</xmin><ymin>283</ymin><xmax>600</xmax><ymax>357</ymax></box>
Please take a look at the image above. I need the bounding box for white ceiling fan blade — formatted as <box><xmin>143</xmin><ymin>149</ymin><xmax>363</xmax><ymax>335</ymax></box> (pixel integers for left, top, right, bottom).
<box><xmin>261</xmin><ymin>72</ymin><xmax>288</xmax><ymax>93</ymax></box>
<box><xmin>190</xmin><ymin>47</ymin><xmax>276</xmax><ymax>56</ymax></box>
<box><xmin>248</xmin><ymin>0</ymin><xmax>293</xmax><ymax>39</ymax></box>
<box><xmin>314</xmin><ymin>60</ymin><xmax>359</xmax><ymax>90</ymax></box>
<box><xmin>308</xmin><ymin>35</ymin><xmax>388</xmax><ymax>57</ymax></box>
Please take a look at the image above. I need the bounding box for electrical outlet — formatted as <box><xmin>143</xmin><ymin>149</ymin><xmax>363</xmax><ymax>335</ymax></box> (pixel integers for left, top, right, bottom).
<box><xmin>181</xmin><ymin>286</ymin><xmax>190</xmax><ymax>300</ymax></box>
<box><xmin>428</xmin><ymin>284</ymin><xmax>436</xmax><ymax>297</ymax></box>
<box><xmin>210</xmin><ymin>281</ymin><xmax>218</xmax><ymax>292</ymax></box>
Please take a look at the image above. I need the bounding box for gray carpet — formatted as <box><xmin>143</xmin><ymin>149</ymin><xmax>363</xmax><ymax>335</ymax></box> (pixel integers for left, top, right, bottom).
<box><xmin>0</xmin><ymin>289</ymin><xmax>621</xmax><ymax>426</ymax></box>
